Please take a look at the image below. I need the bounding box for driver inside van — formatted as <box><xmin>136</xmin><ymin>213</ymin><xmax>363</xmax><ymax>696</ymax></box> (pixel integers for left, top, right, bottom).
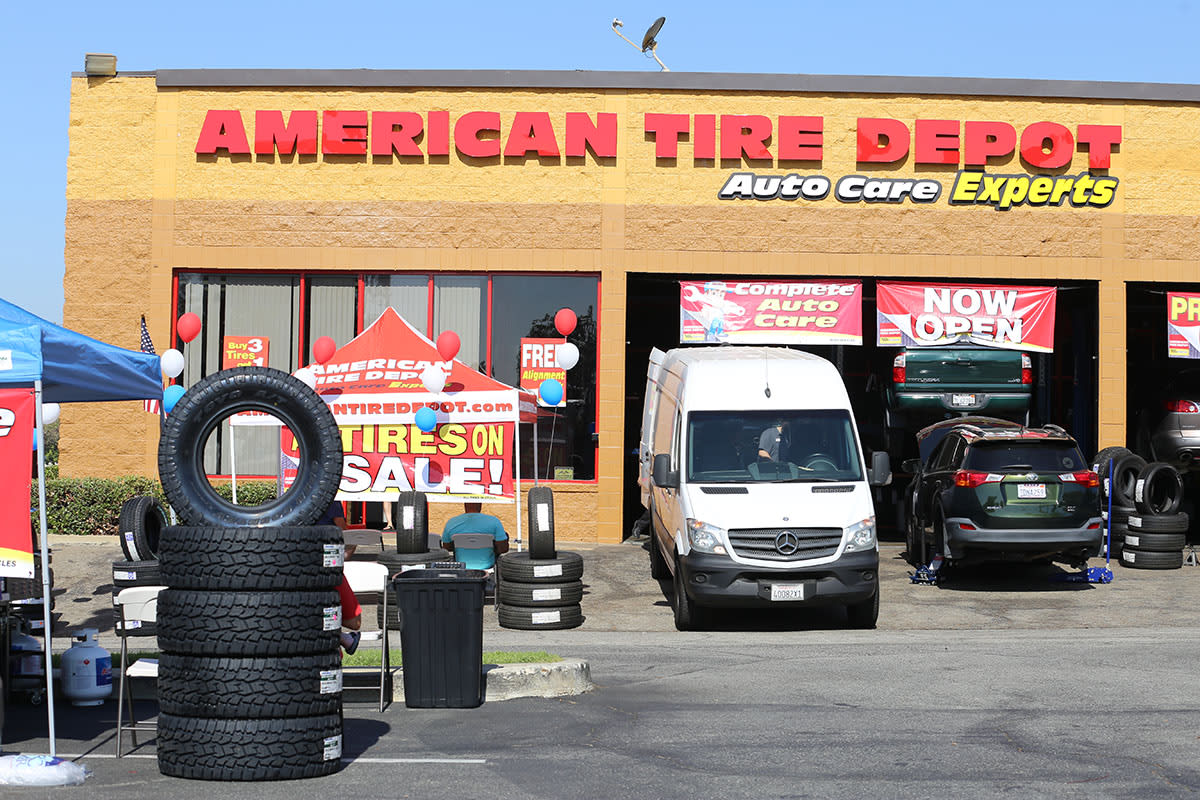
<box><xmin>758</xmin><ymin>419</ymin><xmax>790</xmax><ymax>462</ymax></box>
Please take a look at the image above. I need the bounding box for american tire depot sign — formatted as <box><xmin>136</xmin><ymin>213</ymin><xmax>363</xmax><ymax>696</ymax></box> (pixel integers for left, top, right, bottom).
<box><xmin>195</xmin><ymin>111</ymin><xmax>1122</xmax><ymax>211</ymax></box>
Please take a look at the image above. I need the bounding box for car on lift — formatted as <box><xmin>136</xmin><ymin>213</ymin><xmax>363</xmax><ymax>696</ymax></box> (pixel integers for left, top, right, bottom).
<box><xmin>1136</xmin><ymin>368</ymin><xmax>1200</xmax><ymax>471</ymax></box>
<box><xmin>885</xmin><ymin>347</ymin><xmax>1033</xmax><ymax>458</ymax></box>
<box><xmin>903</xmin><ymin>418</ymin><xmax>1102</xmax><ymax>568</ymax></box>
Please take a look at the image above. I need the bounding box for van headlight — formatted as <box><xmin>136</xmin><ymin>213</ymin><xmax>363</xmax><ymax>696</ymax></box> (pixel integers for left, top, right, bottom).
<box><xmin>685</xmin><ymin>519</ymin><xmax>728</xmax><ymax>555</ymax></box>
<box><xmin>844</xmin><ymin>517</ymin><xmax>877</xmax><ymax>553</ymax></box>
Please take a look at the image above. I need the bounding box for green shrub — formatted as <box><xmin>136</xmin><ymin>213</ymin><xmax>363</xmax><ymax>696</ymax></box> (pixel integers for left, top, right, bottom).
<box><xmin>30</xmin><ymin>477</ymin><xmax>278</xmax><ymax>536</ymax></box>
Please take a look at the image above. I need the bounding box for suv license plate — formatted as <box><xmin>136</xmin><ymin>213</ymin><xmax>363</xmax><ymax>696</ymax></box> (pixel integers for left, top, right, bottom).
<box><xmin>770</xmin><ymin>584</ymin><xmax>805</xmax><ymax>601</ymax></box>
<box><xmin>951</xmin><ymin>393</ymin><xmax>977</xmax><ymax>407</ymax></box>
<box><xmin>1017</xmin><ymin>483</ymin><xmax>1046</xmax><ymax>499</ymax></box>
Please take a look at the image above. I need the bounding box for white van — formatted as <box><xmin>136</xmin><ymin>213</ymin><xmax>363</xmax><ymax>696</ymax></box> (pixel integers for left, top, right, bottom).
<box><xmin>639</xmin><ymin>346</ymin><xmax>890</xmax><ymax>630</ymax></box>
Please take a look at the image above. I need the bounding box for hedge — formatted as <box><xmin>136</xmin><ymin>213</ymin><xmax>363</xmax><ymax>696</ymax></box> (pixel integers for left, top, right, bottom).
<box><xmin>30</xmin><ymin>477</ymin><xmax>279</xmax><ymax>536</ymax></box>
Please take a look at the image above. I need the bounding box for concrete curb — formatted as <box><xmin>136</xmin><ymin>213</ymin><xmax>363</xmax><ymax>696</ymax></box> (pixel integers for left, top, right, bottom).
<box><xmin>343</xmin><ymin>659</ymin><xmax>593</xmax><ymax>704</ymax></box>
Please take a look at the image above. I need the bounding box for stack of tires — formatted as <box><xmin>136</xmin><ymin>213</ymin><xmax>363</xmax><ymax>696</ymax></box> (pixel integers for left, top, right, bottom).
<box><xmin>377</xmin><ymin>491</ymin><xmax>451</xmax><ymax>576</ymax></box>
<box><xmin>153</xmin><ymin>367</ymin><xmax>348</xmax><ymax>781</ymax></box>
<box><xmin>496</xmin><ymin>487</ymin><xmax>585</xmax><ymax>630</ymax></box>
<box><xmin>111</xmin><ymin>496</ymin><xmax>167</xmax><ymax>636</ymax></box>
<box><xmin>1092</xmin><ymin>447</ymin><xmax>1145</xmax><ymax>559</ymax></box>
<box><xmin>155</xmin><ymin>527</ymin><xmax>345</xmax><ymax>780</ymax></box>
<box><xmin>1123</xmin><ymin>462</ymin><xmax>1189</xmax><ymax>570</ymax></box>
<box><xmin>111</xmin><ymin>559</ymin><xmax>161</xmax><ymax>636</ymax></box>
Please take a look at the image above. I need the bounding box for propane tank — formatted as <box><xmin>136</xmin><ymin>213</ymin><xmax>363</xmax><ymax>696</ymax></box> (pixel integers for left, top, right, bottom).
<box><xmin>60</xmin><ymin>628</ymin><xmax>112</xmax><ymax>706</ymax></box>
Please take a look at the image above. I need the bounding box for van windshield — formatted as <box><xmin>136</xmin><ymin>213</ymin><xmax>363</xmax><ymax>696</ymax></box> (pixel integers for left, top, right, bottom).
<box><xmin>687</xmin><ymin>410</ymin><xmax>864</xmax><ymax>483</ymax></box>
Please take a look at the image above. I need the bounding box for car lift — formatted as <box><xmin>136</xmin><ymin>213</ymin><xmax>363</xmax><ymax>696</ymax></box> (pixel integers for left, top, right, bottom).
<box><xmin>909</xmin><ymin>555</ymin><xmax>944</xmax><ymax>585</ymax></box>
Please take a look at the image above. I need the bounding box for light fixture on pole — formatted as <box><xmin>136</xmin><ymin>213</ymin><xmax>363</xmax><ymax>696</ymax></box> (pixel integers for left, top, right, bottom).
<box><xmin>611</xmin><ymin>16</ymin><xmax>670</xmax><ymax>71</ymax></box>
<box><xmin>84</xmin><ymin>53</ymin><xmax>117</xmax><ymax>77</ymax></box>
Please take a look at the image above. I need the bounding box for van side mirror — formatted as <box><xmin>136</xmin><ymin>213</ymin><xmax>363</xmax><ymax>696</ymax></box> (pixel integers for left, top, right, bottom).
<box><xmin>901</xmin><ymin>458</ymin><xmax>922</xmax><ymax>474</ymax></box>
<box><xmin>868</xmin><ymin>451</ymin><xmax>892</xmax><ymax>487</ymax></box>
<box><xmin>652</xmin><ymin>453</ymin><xmax>678</xmax><ymax>489</ymax></box>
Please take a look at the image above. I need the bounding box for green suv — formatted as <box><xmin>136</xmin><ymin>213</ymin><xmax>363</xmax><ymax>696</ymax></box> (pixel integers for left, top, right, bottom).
<box><xmin>886</xmin><ymin>347</ymin><xmax>1032</xmax><ymax>432</ymax></box>
<box><xmin>903</xmin><ymin>418</ymin><xmax>1102</xmax><ymax>568</ymax></box>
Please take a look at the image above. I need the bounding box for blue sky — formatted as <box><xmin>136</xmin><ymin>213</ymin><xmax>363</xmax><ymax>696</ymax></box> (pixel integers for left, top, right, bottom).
<box><xmin>3</xmin><ymin>1</ymin><xmax>1198</xmax><ymax>323</ymax></box>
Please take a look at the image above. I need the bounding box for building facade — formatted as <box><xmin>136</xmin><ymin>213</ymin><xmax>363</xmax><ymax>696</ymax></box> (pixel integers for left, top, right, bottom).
<box><xmin>63</xmin><ymin>69</ymin><xmax>1200</xmax><ymax>542</ymax></box>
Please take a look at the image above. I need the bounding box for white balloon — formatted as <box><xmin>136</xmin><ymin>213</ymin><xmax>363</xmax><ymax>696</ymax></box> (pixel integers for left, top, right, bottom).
<box><xmin>556</xmin><ymin>342</ymin><xmax>580</xmax><ymax>370</ymax></box>
<box><xmin>293</xmin><ymin>367</ymin><xmax>318</xmax><ymax>390</ymax></box>
<box><xmin>41</xmin><ymin>403</ymin><xmax>61</xmax><ymax>424</ymax></box>
<box><xmin>421</xmin><ymin>365</ymin><xmax>447</xmax><ymax>394</ymax></box>
<box><xmin>160</xmin><ymin>348</ymin><xmax>186</xmax><ymax>378</ymax></box>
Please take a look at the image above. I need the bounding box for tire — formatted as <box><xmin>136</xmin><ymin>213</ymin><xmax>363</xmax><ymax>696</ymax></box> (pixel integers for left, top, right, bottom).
<box><xmin>1133</xmin><ymin>463</ymin><xmax>1185</xmax><ymax>515</ymax></box>
<box><xmin>157</xmin><ymin>367</ymin><xmax>343</xmax><ymax>527</ymax></box>
<box><xmin>496</xmin><ymin>551</ymin><xmax>584</xmax><ymax>584</ymax></box>
<box><xmin>157</xmin><ymin>713</ymin><xmax>342</xmax><ymax>781</ymax></box>
<box><xmin>378</xmin><ymin>549</ymin><xmax>452</xmax><ymax>575</ymax></box>
<box><xmin>1121</xmin><ymin>530</ymin><xmax>1186</xmax><ymax>551</ymax></box>
<box><xmin>117</xmin><ymin>495</ymin><xmax>167</xmax><ymax>561</ymax></box>
<box><xmin>393</xmin><ymin>491</ymin><xmax>428</xmax><ymax>553</ymax></box>
<box><xmin>1127</xmin><ymin>512</ymin><xmax>1189</xmax><ymax>534</ymax></box>
<box><xmin>1110</xmin><ymin>453</ymin><xmax>1148</xmax><ymax>508</ymax></box>
<box><xmin>159</xmin><ymin>526</ymin><xmax>344</xmax><ymax>591</ymax></box>
<box><xmin>527</xmin><ymin>485</ymin><xmax>556</xmax><ymax>559</ymax></box>
<box><xmin>1092</xmin><ymin>446</ymin><xmax>1131</xmax><ymax>492</ymax></box>
<box><xmin>845</xmin><ymin>588</ymin><xmax>879</xmax><ymax>630</ymax></box>
<box><xmin>497</xmin><ymin>602</ymin><xmax>583</xmax><ymax>630</ymax></box>
<box><xmin>158</xmin><ymin>652</ymin><xmax>343</xmax><ymax>718</ymax></box>
<box><xmin>1119</xmin><ymin>547</ymin><xmax>1184</xmax><ymax>570</ymax></box>
<box><xmin>648</xmin><ymin>533</ymin><xmax>670</xmax><ymax>580</ymax></box>
<box><xmin>157</xmin><ymin>589</ymin><xmax>341</xmax><ymax>657</ymax></box>
<box><xmin>671</xmin><ymin>558</ymin><xmax>703</xmax><ymax>631</ymax></box>
<box><xmin>111</xmin><ymin>559</ymin><xmax>160</xmax><ymax>596</ymax></box>
<box><xmin>497</xmin><ymin>579</ymin><xmax>583</xmax><ymax>607</ymax></box>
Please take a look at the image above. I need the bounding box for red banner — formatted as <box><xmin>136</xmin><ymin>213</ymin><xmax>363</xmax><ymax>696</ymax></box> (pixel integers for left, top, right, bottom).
<box><xmin>519</xmin><ymin>338</ymin><xmax>567</xmax><ymax>407</ymax></box>
<box><xmin>280</xmin><ymin>421</ymin><xmax>515</xmax><ymax>503</ymax></box>
<box><xmin>1168</xmin><ymin>292</ymin><xmax>1200</xmax><ymax>359</ymax></box>
<box><xmin>877</xmin><ymin>282</ymin><xmax>1057</xmax><ymax>352</ymax></box>
<box><xmin>680</xmin><ymin>280</ymin><xmax>862</xmax><ymax>345</ymax></box>
<box><xmin>0</xmin><ymin>388</ymin><xmax>35</xmax><ymax>579</ymax></box>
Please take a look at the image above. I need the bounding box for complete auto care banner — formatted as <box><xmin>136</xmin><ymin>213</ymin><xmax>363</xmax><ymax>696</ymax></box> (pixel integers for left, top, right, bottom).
<box><xmin>680</xmin><ymin>280</ymin><xmax>862</xmax><ymax>345</ymax></box>
<box><xmin>279</xmin><ymin>420</ymin><xmax>516</xmax><ymax>503</ymax></box>
<box><xmin>877</xmin><ymin>282</ymin><xmax>1057</xmax><ymax>352</ymax></box>
<box><xmin>1167</xmin><ymin>292</ymin><xmax>1200</xmax><ymax>358</ymax></box>
<box><xmin>0</xmin><ymin>388</ymin><xmax>35</xmax><ymax>578</ymax></box>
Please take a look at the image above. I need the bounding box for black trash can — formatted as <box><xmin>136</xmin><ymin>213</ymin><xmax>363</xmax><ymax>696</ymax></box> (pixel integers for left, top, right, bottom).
<box><xmin>391</xmin><ymin>568</ymin><xmax>487</xmax><ymax>708</ymax></box>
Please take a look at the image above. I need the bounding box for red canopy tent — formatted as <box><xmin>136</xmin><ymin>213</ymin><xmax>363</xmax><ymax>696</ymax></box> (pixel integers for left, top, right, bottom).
<box><xmin>275</xmin><ymin>307</ymin><xmax>537</xmax><ymax>518</ymax></box>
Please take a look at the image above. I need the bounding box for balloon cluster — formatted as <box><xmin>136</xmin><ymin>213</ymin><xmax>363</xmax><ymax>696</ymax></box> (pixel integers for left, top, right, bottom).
<box><xmin>411</xmin><ymin>331</ymin><xmax>462</xmax><ymax>432</ymax></box>
<box><xmin>159</xmin><ymin>312</ymin><xmax>205</xmax><ymax>413</ymax></box>
<box><xmin>539</xmin><ymin>307</ymin><xmax>578</xmax><ymax>407</ymax></box>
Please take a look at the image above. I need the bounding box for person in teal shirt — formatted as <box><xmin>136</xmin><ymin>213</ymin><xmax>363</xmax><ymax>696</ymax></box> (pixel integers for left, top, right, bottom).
<box><xmin>441</xmin><ymin>502</ymin><xmax>510</xmax><ymax>571</ymax></box>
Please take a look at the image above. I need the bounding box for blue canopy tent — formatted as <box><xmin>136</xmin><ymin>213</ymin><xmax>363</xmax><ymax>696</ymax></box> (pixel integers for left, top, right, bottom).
<box><xmin>0</xmin><ymin>299</ymin><xmax>162</xmax><ymax>758</ymax></box>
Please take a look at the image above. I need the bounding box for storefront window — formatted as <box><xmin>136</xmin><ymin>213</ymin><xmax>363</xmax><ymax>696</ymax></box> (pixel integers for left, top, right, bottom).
<box><xmin>492</xmin><ymin>275</ymin><xmax>599</xmax><ymax>481</ymax></box>
<box><xmin>433</xmin><ymin>276</ymin><xmax>487</xmax><ymax>373</ymax></box>
<box><xmin>364</xmin><ymin>275</ymin><xmax>428</xmax><ymax>331</ymax></box>
<box><xmin>306</xmin><ymin>276</ymin><xmax>356</xmax><ymax>361</ymax></box>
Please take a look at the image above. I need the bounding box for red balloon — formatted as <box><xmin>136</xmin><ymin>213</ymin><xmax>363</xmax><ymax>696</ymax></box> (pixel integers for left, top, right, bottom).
<box><xmin>313</xmin><ymin>336</ymin><xmax>337</xmax><ymax>364</ymax></box>
<box><xmin>177</xmin><ymin>312</ymin><xmax>202</xmax><ymax>344</ymax></box>
<box><xmin>554</xmin><ymin>308</ymin><xmax>577</xmax><ymax>337</ymax></box>
<box><xmin>436</xmin><ymin>331</ymin><xmax>461</xmax><ymax>361</ymax></box>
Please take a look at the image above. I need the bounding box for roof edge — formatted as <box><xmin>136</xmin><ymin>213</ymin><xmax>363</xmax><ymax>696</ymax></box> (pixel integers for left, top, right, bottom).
<box><xmin>143</xmin><ymin>69</ymin><xmax>1200</xmax><ymax>103</ymax></box>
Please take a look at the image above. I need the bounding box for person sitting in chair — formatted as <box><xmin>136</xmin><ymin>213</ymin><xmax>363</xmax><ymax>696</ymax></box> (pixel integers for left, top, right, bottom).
<box><xmin>441</xmin><ymin>502</ymin><xmax>510</xmax><ymax>579</ymax></box>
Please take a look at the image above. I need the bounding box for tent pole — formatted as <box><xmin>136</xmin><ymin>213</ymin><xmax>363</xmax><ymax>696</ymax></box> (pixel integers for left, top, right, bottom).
<box><xmin>514</xmin><ymin>408</ymin><xmax>523</xmax><ymax>553</ymax></box>
<box><xmin>33</xmin><ymin>381</ymin><xmax>57</xmax><ymax>756</ymax></box>
<box><xmin>229</xmin><ymin>425</ymin><xmax>238</xmax><ymax>504</ymax></box>
<box><xmin>533</xmin><ymin>411</ymin><xmax>540</xmax><ymax>487</ymax></box>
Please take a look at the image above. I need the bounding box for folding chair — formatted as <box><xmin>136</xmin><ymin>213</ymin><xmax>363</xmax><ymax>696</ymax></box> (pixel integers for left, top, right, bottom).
<box><xmin>115</xmin><ymin>585</ymin><xmax>165</xmax><ymax>757</ymax></box>
<box><xmin>342</xmin><ymin>561</ymin><xmax>392</xmax><ymax>711</ymax></box>
<box><xmin>450</xmin><ymin>533</ymin><xmax>499</xmax><ymax>593</ymax></box>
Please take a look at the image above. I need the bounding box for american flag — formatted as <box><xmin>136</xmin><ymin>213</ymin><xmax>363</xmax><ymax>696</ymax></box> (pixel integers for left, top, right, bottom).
<box><xmin>140</xmin><ymin>315</ymin><xmax>161</xmax><ymax>414</ymax></box>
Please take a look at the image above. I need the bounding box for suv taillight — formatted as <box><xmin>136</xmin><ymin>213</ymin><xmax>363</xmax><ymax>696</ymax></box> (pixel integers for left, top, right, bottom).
<box><xmin>1021</xmin><ymin>353</ymin><xmax>1032</xmax><ymax>385</ymax></box>
<box><xmin>892</xmin><ymin>353</ymin><xmax>906</xmax><ymax>384</ymax></box>
<box><xmin>954</xmin><ymin>470</ymin><xmax>1000</xmax><ymax>488</ymax></box>
<box><xmin>1069</xmin><ymin>470</ymin><xmax>1100</xmax><ymax>487</ymax></box>
<box><xmin>1165</xmin><ymin>399</ymin><xmax>1200</xmax><ymax>413</ymax></box>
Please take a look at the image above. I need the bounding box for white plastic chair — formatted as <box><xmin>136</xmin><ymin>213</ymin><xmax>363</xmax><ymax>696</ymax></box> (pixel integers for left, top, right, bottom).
<box><xmin>342</xmin><ymin>561</ymin><xmax>392</xmax><ymax>711</ymax></box>
<box><xmin>115</xmin><ymin>585</ymin><xmax>165</xmax><ymax>757</ymax></box>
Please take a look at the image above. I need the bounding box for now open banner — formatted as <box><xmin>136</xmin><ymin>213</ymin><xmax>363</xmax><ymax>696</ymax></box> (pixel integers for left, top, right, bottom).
<box><xmin>680</xmin><ymin>280</ymin><xmax>862</xmax><ymax>345</ymax></box>
<box><xmin>0</xmin><ymin>388</ymin><xmax>35</xmax><ymax>578</ymax></box>
<box><xmin>1168</xmin><ymin>292</ymin><xmax>1200</xmax><ymax>359</ymax></box>
<box><xmin>877</xmin><ymin>282</ymin><xmax>1057</xmax><ymax>352</ymax></box>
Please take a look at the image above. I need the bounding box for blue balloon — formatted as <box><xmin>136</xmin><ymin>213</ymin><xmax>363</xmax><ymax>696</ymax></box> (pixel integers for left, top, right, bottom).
<box><xmin>163</xmin><ymin>384</ymin><xmax>186</xmax><ymax>414</ymax></box>
<box><xmin>539</xmin><ymin>379</ymin><xmax>564</xmax><ymax>407</ymax></box>
<box><xmin>414</xmin><ymin>406</ymin><xmax>437</xmax><ymax>432</ymax></box>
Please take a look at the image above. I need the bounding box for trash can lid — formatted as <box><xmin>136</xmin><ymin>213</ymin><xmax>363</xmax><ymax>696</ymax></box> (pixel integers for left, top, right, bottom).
<box><xmin>392</xmin><ymin>568</ymin><xmax>488</xmax><ymax>584</ymax></box>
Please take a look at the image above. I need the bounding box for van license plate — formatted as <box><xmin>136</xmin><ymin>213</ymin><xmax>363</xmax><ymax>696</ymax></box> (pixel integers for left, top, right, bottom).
<box><xmin>1017</xmin><ymin>483</ymin><xmax>1046</xmax><ymax>499</ymax></box>
<box><xmin>770</xmin><ymin>584</ymin><xmax>805</xmax><ymax>601</ymax></box>
<box><xmin>951</xmin><ymin>393</ymin><xmax>977</xmax><ymax>407</ymax></box>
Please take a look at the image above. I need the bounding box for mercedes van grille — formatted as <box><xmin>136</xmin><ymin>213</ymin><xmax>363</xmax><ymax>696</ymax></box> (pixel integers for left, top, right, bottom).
<box><xmin>728</xmin><ymin>527</ymin><xmax>842</xmax><ymax>561</ymax></box>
